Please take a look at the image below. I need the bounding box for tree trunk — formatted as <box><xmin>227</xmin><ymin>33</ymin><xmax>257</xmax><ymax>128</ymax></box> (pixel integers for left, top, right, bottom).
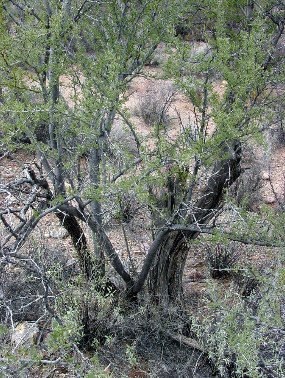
<box><xmin>148</xmin><ymin>231</ymin><xmax>191</xmax><ymax>304</ymax></box>
<box><xmin>147</xmin><ymin>142</ymin><xmax>242</xmax><ymax>304</ymax></box>
<box><xmin>55</xmin><ymin>211</ymin><xmax>96</xmax><ymax>280</ymax></box>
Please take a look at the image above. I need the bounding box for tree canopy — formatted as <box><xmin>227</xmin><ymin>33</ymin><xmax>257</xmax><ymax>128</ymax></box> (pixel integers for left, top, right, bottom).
<box><xmin>1</xmin><ymin>0</ymin><xmax>285</xmax><ymax>294</ymax></box>
<box><xmin>0</xmin><ymin>0</ymin><xmax>285</xmax><ymax>375</ymax></box>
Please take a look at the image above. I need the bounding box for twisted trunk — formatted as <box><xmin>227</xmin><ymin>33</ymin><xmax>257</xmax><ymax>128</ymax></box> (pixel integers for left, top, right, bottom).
<box><xmin>147</xmin><ymin>142</ymin><xmax>241</xmax><ymax>304</ymax></box>
<box><xmin>148</xmin><ymin>232</ymin><xmax>190</xmax><ymax>303</ymax></box>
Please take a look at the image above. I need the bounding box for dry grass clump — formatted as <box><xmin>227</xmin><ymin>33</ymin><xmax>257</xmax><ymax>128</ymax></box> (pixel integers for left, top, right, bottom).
<box><xmin>136</xmin><ymin>85</ymin><xmax>175</xmax><ymax>127</ymax></box>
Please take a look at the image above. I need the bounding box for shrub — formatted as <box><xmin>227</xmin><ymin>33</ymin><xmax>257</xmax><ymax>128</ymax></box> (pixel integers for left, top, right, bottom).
<box><xmin>109</xmin><ymin>120</ymin><xmax>139</xmax><ymax>157</ymax></box>
<box><xmin>0</xmin><ymin>248</ymin><xmax>112</xmax><ymax>377</ymax></box>
<box><xmin>192</xmin><ymin>263</ymin><xmax>285</xmax><ymax>377</ymax></box>
<box><xmin>137</xmin><ymin>85</ymin><xmax>175</xmax><ymax>127</ymax></box>
<box><xmin>0</xmin><ymin>244</ymin><xmax>79</xmax><ymax>323</ymax></box>
<box><xmin>118</xmin><ymin>193</ymin><xmax>142</xmax><ymax>224</ymax></box>
<box><xmin>206</xmin><ymin>243</ymin><xmax>240</xmax><ymax>279</ymax></box>
<box><xmin>233</xmin><ymin>268</ymin><xmax>260</xmax><ymax>297</ymax></box>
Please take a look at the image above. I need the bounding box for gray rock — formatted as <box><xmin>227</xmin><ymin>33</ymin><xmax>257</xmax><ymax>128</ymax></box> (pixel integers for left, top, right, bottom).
<box><xmin>11</xmin><ymin>322</ymin><xmax>39</xmax><ymax>348</ymax></box>
<box><xmin>49</xmin><ymin>227</ymin><xmax>69</xmax><ymax>239</ymax></box>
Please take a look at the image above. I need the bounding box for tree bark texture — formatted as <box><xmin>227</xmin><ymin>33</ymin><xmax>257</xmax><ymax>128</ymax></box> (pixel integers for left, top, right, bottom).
<box><xmin>148</xmin><ymin>231</ymin><xmax>190</xmax><ymax>303</ymax></box>
<box><xmin>147</xmin><ymin>142</ymin><xmax>242</xmax><ymax>304</ymax></box>
<box><xmin>55</xmin><ymin>211</ymin><xmax>95</xmax><ymax>279</ymax></box>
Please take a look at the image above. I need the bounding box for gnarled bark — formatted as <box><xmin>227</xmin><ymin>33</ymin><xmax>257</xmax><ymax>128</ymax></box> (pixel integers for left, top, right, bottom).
<box><xmin>146</xmin><ymin>142</ymin><xmax>242</xmax><ymax>304</ymax></box>
<box><xmin>148</xmin><ymin>231</ymin><xmax>189</xmax><ymax>303</ymax></box>
<box><xmin>55</xmin><ymin>211</ymin><xmax>97</xmax><ymax>279</ymax></box>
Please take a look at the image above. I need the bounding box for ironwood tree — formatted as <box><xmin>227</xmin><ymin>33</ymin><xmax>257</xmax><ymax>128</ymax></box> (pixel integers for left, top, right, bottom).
<box><xmin>0</xmin><ymin>0</ymin><xmax>284</xmax><ymax>319</ymax></box>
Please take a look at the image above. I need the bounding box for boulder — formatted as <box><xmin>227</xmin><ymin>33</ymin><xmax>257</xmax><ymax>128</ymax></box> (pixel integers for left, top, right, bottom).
<box><xmin>46</xmin><ymin>227</ymin><xmax>69</xmax><ymax>239</ymax></box>
<box><xmin>11</xmin><ymin>322</ymin><xmax>39</xmax><ymax>348</ymax></box>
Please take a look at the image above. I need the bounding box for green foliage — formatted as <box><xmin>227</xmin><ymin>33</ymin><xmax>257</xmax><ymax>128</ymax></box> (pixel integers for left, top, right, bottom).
<box><xmin>0</xmin><ymin>324</ymin><xmax>8</xmax><ymax>338</ymax></box>
<box><xmin>1</xmin><ymin>1</ymin><xmax>285</xmax><ymax>374</ymax></box>
<box><xmin>47</xmin><ymin>311</ymin><xmax>81</xmax><ymax>352</ymax></box>
<box><xmin>193</xmin><ymin>262</ymin><xmax>285</xmax><ymax>376</ymax></box>
<box><xmin>126</xmin><ymin>344</ymin><xmax>138</xmax><ymax>367</ymax></box>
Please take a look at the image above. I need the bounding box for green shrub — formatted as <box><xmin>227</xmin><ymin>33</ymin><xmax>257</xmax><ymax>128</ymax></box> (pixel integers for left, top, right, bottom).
<box><xmin>192</xmin><ymin>263</ymin><xmax>285</xmax><ymax>377</ymax></box>
<box><xmin>206</xmin><ymin>243</ymin><xmax>240</xmax><ymax>279</ymax></box>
